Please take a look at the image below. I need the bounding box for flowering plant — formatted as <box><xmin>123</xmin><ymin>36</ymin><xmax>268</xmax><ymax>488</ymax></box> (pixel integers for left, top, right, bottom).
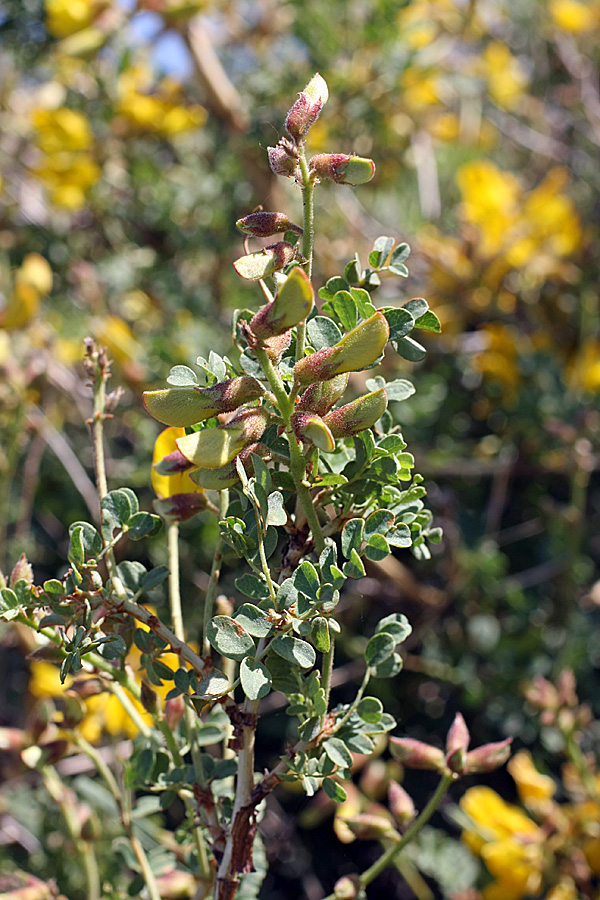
<box><xmin>1</xmin><ymin>74</ymin><xmax>511</xmax><ymax>900</ymax></box>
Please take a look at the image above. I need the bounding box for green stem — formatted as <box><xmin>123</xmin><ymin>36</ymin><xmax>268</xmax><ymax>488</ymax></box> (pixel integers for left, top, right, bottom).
<box><xmin>321</xmin><ymin>638</ymin><xmax>335</xmax><ymax>720</ymax></box>
<box><xmin>254</xmin><ymin>346</ymin><xmax>326</xmax><ymax>555</ymax></box>
<box><xmin>296</xmin><ymin>147</ymin><xmax>316</xmax><ymax>362</ymax></box>
<box><xmin>202</xmin><ymin>489</ymin><xmax>228</xmax><ymax>655</ymax></box>
<box><xmin>322</xmin><ymin>772</ymin><xmax>454</xmax><ymax>898</ymax></box>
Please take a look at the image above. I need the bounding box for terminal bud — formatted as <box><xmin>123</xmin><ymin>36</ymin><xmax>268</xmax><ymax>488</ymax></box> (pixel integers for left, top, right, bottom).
<box><xmin>285</xmin><ymin>73</ymin><xmax>328</xmax><ymax>141</ymax></box>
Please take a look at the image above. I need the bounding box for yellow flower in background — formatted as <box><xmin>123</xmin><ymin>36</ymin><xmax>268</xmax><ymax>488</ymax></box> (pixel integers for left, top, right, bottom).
<box><xmin>116</xmin><ymin>65</ymin><xmax>207</xmax><ymax>138</ymax></box>
<box><xmin>400</xmin><ymin>67</ymin><xmax>443</xmax><ymax>112</ymax></box>
<box><xmin>31</xmin><ymin>107</ymin><xmax>100</xmax><ymax>209</ymax></box>
<box><xmin>32</xmin><ymin>108</ymin><xmax>93</xmax><ymax>153</ymax></box>
<box><xmin>482</xmin><ymin>42</ymin><xmax>528</xmax><ymax>109</ymax></box>
<box><xmin>45</xmin><ymin>0</ymin><xmax>108</xmax><ymax>38</ymax></box>
<box><xmin>472</xmin><ymin>323</ymin><xmax>522</xmax><ymax>402</ymax></box>
<box><xmin>550</xmin><ymin>0</ymin><xmax>600</xmax><ymax>32</ymax></box>
<box><xmin>457</xmin><ymin>161</ymin><xmax>520</xmax><ymax>257</ymax></box>
<box><xmin>460</xmin><ymin>786</ymin><xmax>544</xmax><ymax>900</ymax></box>
<box><xmin>508</xmin><ymin>750</ymin><xmax>556</xmax><ymax>805</ymax></box>
<box><xmin>566</xmin><ymin>339</ymin><xmax>600</xmax><ymax>393</ymax></box>
<box><xmin>0</xmin><ymin>254</ymin><xmax>53</xmax><ymax>330</ymax></box>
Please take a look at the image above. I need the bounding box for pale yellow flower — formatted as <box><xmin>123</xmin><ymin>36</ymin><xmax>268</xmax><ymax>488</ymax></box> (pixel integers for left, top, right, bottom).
<box><xmin>45</xmin><ymin>0</ymin><xmax>107</xmax><ymax>38</ymax></box>
<box><xmin>152</xmin><ymin>427</ymin><xmax>205</xmax><ymax>500</ymax></box>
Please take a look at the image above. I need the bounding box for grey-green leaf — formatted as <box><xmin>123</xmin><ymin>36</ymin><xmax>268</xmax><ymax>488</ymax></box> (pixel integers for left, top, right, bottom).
<box><xmin>323</xmin><ymin>737</ymin><xmax>354</xmax><ymax>769</ymax></box>
<box><xmin>234</xmin><ymin>604</ymin><xmax>273</xmax><ymax>638</ymax></box>
<box><xmin>271</xmin><ymin>634</ymin><xmax>316</xmax><ymax>669</ymax></box>
<box><xmin>365</xmin><ymin>632</ymin><xmax>395</xmax><ymax>667</ymax></box>
<box><xmin>240</xmin><ymin>657</ymin><xmax>272</xmax><ymax>700</ymax></box>
<box><xmin>206</xmin><ymin>616</ymin><xmax>255</xmax><ymax>660</ymax></box>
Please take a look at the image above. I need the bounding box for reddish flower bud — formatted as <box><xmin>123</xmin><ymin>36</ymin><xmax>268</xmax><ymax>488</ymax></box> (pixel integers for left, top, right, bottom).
<box><xmin>445</xmin><ymin>713</ymin><xmax>471</xmax><ymax>774</ymax></box>
<box><xmin>153</xmin><ymin>448</ymin><xmax>194</xmax><ymax>477</ymax></box>
<box><xmin>464</xmin><ymin>738</ymin><xmax>512</xmax><ymax>774</ymax></box>
<box><xmin>297</xmin><ymin>373</ymin><xmax>349</xmax><ymax>416</ymax></box>
<box><xmin>70</xmin><ymin>678</ymin><xmax>104</xmax><ymax>699</ymax></box>
<box><xmin>333</xmin><ymin>875</ymin><xmax>361</xmax><ymax>900</ymax></box>
<box><xmin>141</xmin><ymin>679</ymin><xmax>159</xmax><ymax>714</ymax></box>
<box><xmin>233</xmin><ymin>241</ymin><xmax>296</xmax><ymax>281</ymax></box>
<box><xmin>268</xmin><ymin>145</ymin><xmax>299</xmax><ymax>178</ymax></box>
<box><xmin>153</xmin><ymin>492</ymin><xmax>209</xmax><ymax>522</ymax></box>
<box><xmin>323</xmin><ymin>389</ymin><xmax>387</xmax><ymax>438</ymax></box>
<box><xmin>557</xmin><ymin>669</ymin><xmax>578</xmax><ymax>708</ymax></box>
<box><xmin>10</xmin><ymin>553</ymin><xmax>33</xmax><ymax>587</ymax></box>
<box><xmin>165</xmin><ymin>695</ymin><xmax>186</xmax><ymax>730</ymax></box>
<box><xmin>285</xmin><ymin>73</ymin><xmax>328</xmax><ymax>141</ymax></box>
<box><xmin>388</xmin><ymin>780</ymin><xmax>416</xmax><ymax>826</ymax></box>
<box><xmin>62</xmin><ymin>691</ymin><xmax>86</xmax><ymax>728</ymax></box>
<box><xmin>524</xmin><ymin>676</ymin><xmax>559</xmax><ymax>713</ymax></box>
<box><xmin>294</xmin><ymin>313</ymin><xmax>389</xmax><ymax>386</ymax></box>
<box><xmin>389</xmin><ymin>737</ymin><xmax>446</xmax><ymax>771</ymax></box>
<box><xmin>236</xmin><ymin>212</ymin><xmax>302</xmax><ymax>237</ymax></box>
<box><xmin>291</xmin><ymin>412</ymin><xmax>335</xmax><ymax>453</ymax></box>
<box><xmin>144</xmin><ymin>376</ymin><xmax>265</xmax><ymax>428</ymax></box>
<box><xmin>309</xmin><ymin>153</ymin><xmax>376</xmax><ymax>186</ymax></box>
<box><xmin>343</xmin><ymin>813</ymin><xmax>399</xmax><ymax>841</ymax></box>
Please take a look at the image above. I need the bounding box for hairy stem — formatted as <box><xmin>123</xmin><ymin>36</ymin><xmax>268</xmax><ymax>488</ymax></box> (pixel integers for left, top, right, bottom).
<box><xmin>202</xmin><ymin>489</ymin><xmax>229</xmax><ymax>655</ymax></box>
<box><xmin>295</xmin><ymin>146</ymin><xmax>315</xmax><ymax>362</ymax></box>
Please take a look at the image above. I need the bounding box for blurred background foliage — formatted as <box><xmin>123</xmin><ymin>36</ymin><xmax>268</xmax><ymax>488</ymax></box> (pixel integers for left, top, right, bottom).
<box><xmin>1</xmin><ymin>0</ymin><xmax>599</xmax><ymax>897</ymax></box>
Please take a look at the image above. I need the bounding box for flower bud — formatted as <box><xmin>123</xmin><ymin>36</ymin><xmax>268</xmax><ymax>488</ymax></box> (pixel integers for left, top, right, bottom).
<box><xmin>525</xmin><ymin>676</ymin><xmax>559</xmax><ymax>713</ymax></box>
<box><xmin>268</xmin><ymin>145</ymin><xmax>299</xmax><ymax>178</ymax></box>
<box><xmin>293</xmin><ymin>312</ymin><xmax>389</xmax><ymax>386</ymax></box>
<box><xmin>388</xmin><ymin>780</ymin><xmax>416</xmax><ymax>826</ymax></box>
<box><xmin>285</xmin><ymin>73</ymin><xmax>328</xmax><ymax>141</ymax></box>
<box><xmin>62</xmin><ymin>691</ymin><xmax>86</xmax><ymax>728</ymax></box>
<box><xmin>309</xmin><ymin>153</ymin><xmax>376</xmax><ymax>186</ymax></box>
<box><xmin>389</xmin><ymin>737</ymin><xmax>446</xmax><ymax>771</ymax></box>
<box><xmin>70</xmin><ymin>677</ymin><xmax>104</xmax><ymax>698</ymax></box>
<box><xmin>144</xmin><ymin>376</ymin><xmax>264</xmax><ymax>428</ymax></box>
<box><xmin>343</xmin><ymin>813</ymin><xmax>399</xmax><ymax>841</ymax></box>
<box><xmin>333</xmin><ymin>875</ymin><xmax>361</xmax><ymax>900</ymax></box>
<box><xmin>236</xmin><ymin>212</ymin><xmax>302</xmax><ymax>237</ymax></box>
<box><xmin>10</xmin><ymin>553</ymin><xmax>33</xmax><ymax>587</ymax></box>
<box><xmin>141</xmin><ymin>679</ymin><xmax>159</xmax><ymax>715</ymax></box>
<box><xmin>233</xmin><ymin>241</ymin><xmax>296</xmax><ymax>281</ymax></box>
<box><xmin>165</xmin><ymin>695</ymin><xmax>186</xmax><ymax>730</ymax></box>
<box><xmin>153</xmin><ymin>447</ymin><xmax>194</xmax><ymax>477</ymax></box>
<box><xmin>153</xmin><ymin>492</ymin><xmax>209</xmax><ymax>522</ymax></box>
<box><xmin>297</xmin><ymin>373</ymin><xmax>349</xmax><ymax>416</ymax></box>
<box><xmin>250</xmin><ymin>267</ymin><xmax>314</xmax><ymax>339</ymax></box>
<box><xmin>464</xmin><ymin>738</ymin><xmax>512</xmax><ymax>774</ymax></box>
<box><xmin>323</xmin><ymin>389</ymin><xmax>387</xmax><ymax>438</ymax></box>
<box><xmin>176</xmin><ymin>407</ymin><xmax>270</xmax><ymax>470</ymax></box>
<box><xmin>445</xmin><ymin>712</ymin><xmax>470</xmax><ymax>775</ymax></box>
<box><xmin>0</xmin><ymin>727</ymin><xmax>28</xmax><ymax>752</ymax></box>
<box><xmin>291</xmin><ymin>412</ymin><xmax>335</xmax><ymax>453</ymax></box>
